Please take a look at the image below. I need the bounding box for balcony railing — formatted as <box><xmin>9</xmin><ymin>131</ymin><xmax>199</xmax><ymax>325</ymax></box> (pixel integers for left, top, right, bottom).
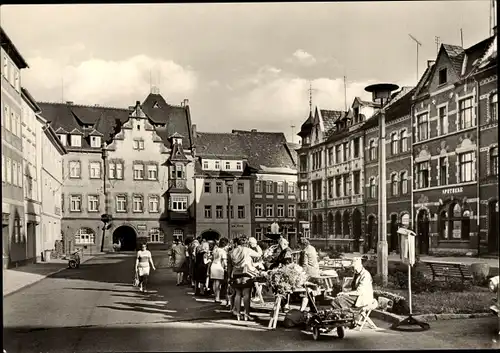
<box><xmin>168</xmin><ymin>179</ymin><xmax>187</xmax><ymax>189</ymax></box>
<box><xmin>312</xmin><ymin>200</ymin><xmax>324</xmax><ymax>209</ymax></box>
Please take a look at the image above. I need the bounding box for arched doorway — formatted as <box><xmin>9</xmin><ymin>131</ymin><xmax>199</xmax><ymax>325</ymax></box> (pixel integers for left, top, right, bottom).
<box><xmin>327</xmin><ymin>212</ymin><xmax>334</xmax><ymax>237</ymax></box>
<box><xmin>343</xmin><ymin>210</ymin><xmax>350</xmax><ymax>238</ymax></box>
<box><xmin>113</xmin><ymin>225</ymin><xmax>137</xmax><ymax>251</ymax></box>
<box><xmin>335</xmin><ymin>212</ymin><xmax>342</xmax><ymax>238</ymax></box>
<box><xmin>488</xmin><ymin>200</ymin><xmax>499</xmax><ymax>253</ymax></box>
<box><xmin>390</xmin><ymin>214</ymin><xmax>399</xmax><ymax>253</ymax></box>
<box><xmin>417</xmin><ymin>209</ymin><xmax>430</xmax><ymax>255</ymax></box>
<box><xmin>352</xmin><ymin>209</ymin><xmax>362</xmax><ymax>251</ymax></box>
<box><xmin>367</xmin><ymin>215</ymin><xmax>376</xmax><ymax>251</ymax></box>
<box><xmin>201</xmin><ymin>230</ymin><xmax>221</xmax><ymax>241</ymax></box>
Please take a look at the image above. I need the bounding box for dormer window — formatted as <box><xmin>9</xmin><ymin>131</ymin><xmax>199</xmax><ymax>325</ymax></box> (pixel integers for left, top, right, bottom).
<box><xmin>71</xmin><ymin>135</ymin><xmax>82</xmax><ymax>147</ymax></box>
<box><xmin>215</xmin><ymin>161</ymin><xmax>220</xmax><ymax>170</ymax></box>
<box><xmin>90</xmin><ymin>136</ymin><xmax>101</xmax><ymax>148</ymax></box>
<box><xmin>203</xmin><ymin>161</ymin><xmax>209</xmax><ymax>169</ymax></box>
<box><xmin>174</xmin><ymin>137</ymin><xmax>182</xmax><ymax>145</ymax></box>
<box><xmin>236</xmin><ymin>161</ymin><xmax>242</xmax><ymax>170</ymax></box>
<box><xmin>225</xmin><ymin>161</ymin><xmax>231</xmax><ymax>170</ymax></box>
<box><xmin>438</xmin><ymin>68</ymin><xmax>447</xmax><ymax>85</ymax></box>
<box><xmin>153</xmin><ymin>101</ymin><xmax>160</xmax><ymax>109</ymax></box>
<box><xmin>58</xmin><ymin>134</ymin><xmax>67</xmax><ymax>146</ymax></box>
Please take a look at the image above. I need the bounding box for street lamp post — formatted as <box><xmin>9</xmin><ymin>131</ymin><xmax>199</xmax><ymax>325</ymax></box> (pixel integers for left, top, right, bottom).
<box><xmin>365</xmin><ymin>83</ymin><xmax>399</xmax><ymax>287</ymax></box>
<box><xmin>225</xmin><ymin>179</ymin><xmax>234</xmax><ymax>240</ymax></box>
<box><xmin>100</xmin><ymin>146</ymin><xmax>111</xmax><ymax>252</ymax></box>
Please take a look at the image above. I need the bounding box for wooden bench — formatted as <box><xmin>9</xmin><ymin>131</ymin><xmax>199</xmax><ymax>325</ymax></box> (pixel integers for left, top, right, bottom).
<box><xmin>420</xmin><ymin>261</ymin><xmax>474</xmax><ymax>283</ymax></box>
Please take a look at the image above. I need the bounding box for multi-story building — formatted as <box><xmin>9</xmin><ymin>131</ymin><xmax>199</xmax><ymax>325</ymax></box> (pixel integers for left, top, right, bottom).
<box><xmin>362</xmin><ymin>87</ymin><xmax>414</xmax><ymax>253</ymax></box>
<box><xmin>1</xmin><ymin>27</ymin><xmax>29</xmax><ymax>268</ymax></box>
<box><xmin>411</xmin><ymin>30</ymin><xmax>498</xmax><ymax>255</ymax></box>
<box><xmin>39</xmin><ymin>91</ymin><xmax>196</xmax><ymax>253</ymax></box>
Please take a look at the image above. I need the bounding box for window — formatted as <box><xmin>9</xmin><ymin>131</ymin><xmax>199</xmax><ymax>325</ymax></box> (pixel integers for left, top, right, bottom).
<box><xmin>133</xmin><ymin>164</ymin><xmax>144</xmax><ymax>180</ymax></box>
<box><xmin>216</xmin><ymin>182</ymin><xmax>223</xmax><ymax>193</ymax></box>
<box><xmin>227</xmin><ymin>183</ymin><xmax>233</xmax><ymax>193</ymax></box>
<box><xmin>336</xmin><ymin>145</ymin><xmax>342</xmax><ymax>163</ymax></box>
<box><xmin>491</xmin><ymin>93</ymin><xmax>498</xmax><ymax>122</ymax></box>
<box><xmin>299</xmin><ymin>155</ymin><xmax>308</xmax><ymax>172</ymax></box>
<box><xmin>225</xmin><ymin>161</ymin><xmax>230</xmax><ymax>170</ymax></box>
<box><xmin>90</xmin><ymin>162</ymin><xmax>101</xmax><ymax>179</ymax></box>
<box><xmin>327</xmin><ymin>178</ymin><xmax>334</xmax><ymax>198</ymax></box>
<box><xmin>203</xmin><ymin>161</ymin><xmax>209</xmax><ymax>169</ymax></box>
<box><xmin>237</xmin><ymin>205</ymin><xmax>245</xmax><ymax>219</ymax></box>
<box><xmin>459</xmin><ymin>97</ymin><xmax>474</xmax><ymax>129</ymax></box>
<box><xmin>491</xmin><ymin>147</ymin><xmax>498</xmax><ymax>176</ymax></box>
<box><xmin>277</xmin><ymin>204</ymin><xmax>284</xmax><ymax>217</ymax></box>
<box><xmin>204</xmin><ymin>181</ymin><xmax>211</xmax><ymax>193</ymax></box>
<box><xmin>1</xmin><ymin>155</ymin><xmax>5</xmax><ymax>182</ymax></box>
<box><xmin>133</xmin><ymin>195</ymin><xmax>144</xmax><ymax>212</ymax></box>
<box><xmin>70</xmin><ymin>195</ymin><xmax>82</xmax><ymax>212</ymax></box>
<box><xmin>353</xmin><ymin>137</ymin><xmax>360</xmax><ymax>158</ymax></box>
<box><xmin>71</xmin><ymin>135</ymin><xmax>82</xmax><ymax>147</ymax></box>
<box><xmin>459</xmin><ymin>152</ymin><xmax>474</xmax><ymax>182</ymax></box>
<box><xmin>14</xmin><ymin>69</ymin><xmax>19</xmax><ymax>91</ymax></box>
<box><xmin>255</xmin><ymin>228</ymin><xmax>263</xmax><ymax>241</ymax></box>
<box><xmin>133</xmin><ymin>139</ymin><xmax>145</xmax><ymax>150</ymax></box>
<box><xmin>90</xmin><ymin>136</ymin><xmax>101</xmax><ymax>148</ymax></box>
<box><xmin>237</xmin><ymin>182</ymin><xmax>244</xmax><ymax>194</ymax></box>
<box><xmin>287</xmin><ymin>182</ymin><xmax>295</xmax><ymax>195</ymax></box>
<box><xmin>439</xmin><ymin>157</ymin><xmax>448</xmax><ymax>185</ymax></box>
<box><xmin>146</xmin><ymin>165</ymin><xmax>158</xmax><ymax>180</ymax></box>
<box><xmin>57</xmin><ymin>134</ymin><xmax>67</xmax><ymax>146</ymax></box>
<box><xmin>173</xmin><ymin>229</ymin><xmax>183</xmax><ymax>241</ymax></box>
<box><xmin>236</xmin><ymin>161</ymin><xmax>242</xmax><ymax>170</ymax></box>
<box><xmin>6</xmin><ymin>157</ymin><xmax>11</xmax><ymax>183</ymax></box>
<box><xmin>3</xmin><ymin>104</ymin><xmax>10</xmax><ymax>131</ymax></box>
<box><xmin>335</xmin><ymin>176</ymin><xmax>342</xmax><ymax>197</ymax></box>
<box><xmin>327</xmin><ymin>147</ymin><xmax>334</xmax><ymax>165</ymax></box>
<box><xmin>75</xmin><ymin>228</ymin><xmax>95</xmax><ymax>244</ymax></box>
<box><xmin>369</xmin><ymin>140</ymin><xmax>376</xmax><ymax>160</ymax></box>
<box><xmin>266</xmin><ymin>181</ymin><xmax>273</xmax><ymax>193</ymax></box>
<box><xmin>88</xmin><ymin>195</ymin><xmax>99</xmax><ymax>212</ymax></box>
<box><xmin>149</xmin><ymin>195</ymin><xmax>159</xmax><ymax>212</ymax></box>
<box><xmin>417</xmin><ymin>113</ymin><xmax>429</xmax><ymax>141</ymax></box>
<box><xmin>215</xmin><ymin>161</ymin><xmax>220</xmax><ymax>170</ymax></box>
<box><xmin>369</xmin><ymin>177</ymin><xmax>377</xmax><ymax>198</ymax></box>
<box><xmin>266</xmin><ymin>204</ymin><xmax>274</xmax><ymax>217</ymax></box>
<box><xmin>108</xmin><ymin>162</ymin><xmax>116</xmax><ymax>179</ymax></box>
<box><xmin>254</xmin><ymin>181</ymin><xmax>262</xmax><ymax>193</ymax></box>
<box><xmin>116</xmin><ymin>195</ymin><xmax>127</xmax><ymax>212</ymax></box>
<box><xmin>399</xmin><ymin>129</ymin><xmax>408</xmax><ymax>153</ymax></box>
<box><xmin>353</xmin><ymin>171</ymin><xmax>360</xmax><ymax>195</ymax></box>
<box><xmin>391</xmin><ymin>174</ymin><xmax>398</xmax><ymax>196</ymax></box>
<box><xmin>69</xmin><ymin>161</ymin><xmax>81</xmax><ymax>178</ymax></box>
<box><xmin>277</xmin><ymin>182</ymin><xmax>284</xmax><ymax>194</ymax></box>
<box><xmin>17</xmin><ymin>163</ymin><xmax>22</xmax><ymax>188</ymax></box>
<box><xmin>216</xmin><ymin>205</ymin><xmax>224</xmax><ymax>219</ymax></box>
<box><xmin>391</xmin><ymin>133</ymin><xmax>398</xmax><ymax>155</ymax></box>
<box><xmin>288</xmin><ymin>204</ymin><xmax>296</xmax><ymax>218</ymax></box>
<box><xmin>227</xmin><ymin>205</ymin><xmax>234</xmax><ymax>219</ymax></box>
<box><xmin>149</xmin><ymin>228</ymin><xmax>164</xmax><ymax>243</ymax></box>
<box><xmin>439</xmin><ymin>210</ymin><xmax>449</xmax><ymax>240</ymax></box>
<box><xmin>175</xmin><ymin>165</ymin><xmax>185</xmax><ymax>179</ymax></box>
<box><xmin>299</xmin><ymin>185</ymin><xmax>307</xmax><ymax>202</ymax></box>
<box><xmin>400</xmin><ymin>171</ymin><xmax>408</xmax><ymax>194</ymax></box>
<box><xmin>116</xmin><ymin>162</ymin><xmax>123</xmax><ymax>179</ymax></box>
<box><xmin>416</xmin><ymin>161</ymin><xmax>430</xmax><ymax>188</ymax></box>
<box><xmin>343</xmin><ymin>142</ymin><xmax>350</xmax><ymax>161</ymax></box>
<box><xmin>255</xmin><ymin>204</ymin><xmax>263</xmax><ymax>217</ymax></box>
<box><xmin>2</xmin><ymin>55</ymin><xmax>7</xmax><ymax>76</ymax></box>
<box><xmin>171</xmin><ymin>197</ymin><xmax>188</xmax><ymax>211</ymax></box>
<box><xmin>438</xmin><ymin>106</ymin><xmax>448</xmax><ymax>135</ymax></box>
<box><xmin>204</xmin><ymin>205</ymin><xmax>212</xmax><ymax>218</ymax></box>
<box><xmin>12</xmin><ymin>161</ymin><xmax>17</xmax><ymax>186</ymax></box>
<box><xmin>343</xmin><ymin>174</ymin><xmax>351</xmax><ymax>196</ymax></box>
<box><xmin>438</xmin><ymin>68</ymin><xmax>447</xmax><ymax>85</ymax></box>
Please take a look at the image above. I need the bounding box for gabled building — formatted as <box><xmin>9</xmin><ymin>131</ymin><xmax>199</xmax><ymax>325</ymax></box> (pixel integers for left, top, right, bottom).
<box><xmin>411</xmin><ymin>29</ymin><xmax>498</xmax><ymax>256</ymax></box>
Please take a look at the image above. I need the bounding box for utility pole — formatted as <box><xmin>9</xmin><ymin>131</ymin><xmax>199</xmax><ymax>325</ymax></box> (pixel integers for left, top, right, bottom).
<box><xmin>409</xmin><ymin>34</ymin><xmax>423</xmax><ymax>82</ymax></box>
<box><xmin>435</xmin><ymin>36</ymin><xmax>440</xmax><ymax>55</ymax></box>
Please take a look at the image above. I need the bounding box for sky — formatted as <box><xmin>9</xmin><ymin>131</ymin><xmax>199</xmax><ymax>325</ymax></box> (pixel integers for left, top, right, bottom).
<box><xmin>1</xmin><ymin>2</ymin><xmax>493</xmax><ymax>142</ymax></box>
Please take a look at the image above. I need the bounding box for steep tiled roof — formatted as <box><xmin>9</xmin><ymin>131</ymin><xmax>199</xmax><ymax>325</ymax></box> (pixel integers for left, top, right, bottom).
<box><xmin>298</xmin><ymin>111</ymin><xmax>314</xmax><ymax>137</ymax></box>
<box><xmin>442</xmin><ymin>44</ymin><xmax>465</xmax><ymax>75</ymax></box>
<box><xmin>320</xmin><ymin>109</ymin><xmax>345</xmax><ymax>132</ymax></box>
<box><xmin>384</xmin><ymin>86</ymin><xmax>415</xmax><ymax>111</ymax></box>
<box><xmin>195</xmin><ymin>132</ymin><xmax>247</xmax><ymax>158</ymax></box>
<box><xmin>142</xmin><ymin>93</ymin><xmax>192</xmax><ymax>147</ymax></box>
<box><xmin>357</xmin><ymin>98</ymin><xmax>380</xmax><ymax>108</ymax></box>
<box><xmin>464</xmin><ymin>35</ymin><xmax>496</xmax><ymax>76</ymax></box>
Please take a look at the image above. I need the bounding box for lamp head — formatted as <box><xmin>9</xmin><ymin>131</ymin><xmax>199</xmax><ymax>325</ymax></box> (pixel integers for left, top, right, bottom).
<box><xmin>365</xmin><ymin>83</ymin><xmax>399</xmax><ymax>106</ymax></box>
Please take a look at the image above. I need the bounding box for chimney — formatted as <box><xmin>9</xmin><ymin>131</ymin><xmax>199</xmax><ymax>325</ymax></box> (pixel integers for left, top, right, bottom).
<box><xmin>192</xmin><ymin>124</ymin><xmax>197</xmax><ymax>138</ymax></box>
<box><xmin>136</xmin><ymin>101</ymin><xmax>140</xmax><ymax>106</ymax></box>
<box><xmin>180</xmin><ymin>101</ymin><xmax>185</xmax><ymax>107</ymax></box>
<box><xmin>427</xmin><ymin>60</ymin><xmax>435</xmax><ymax>68</ymax></box>
<box><xmin>251</xmin><ymin>129</ymin><xmax>257</xmax><ymax>132</ymax></box>
<box><xmin>183</xmin><ymin>98</ymin><xmax>189</xmax><ymax>107</ymax></box>
<box><xmin>66</xmin><ymin>101</ymin><xmax>73</xmax><ymax>105</ymax></box>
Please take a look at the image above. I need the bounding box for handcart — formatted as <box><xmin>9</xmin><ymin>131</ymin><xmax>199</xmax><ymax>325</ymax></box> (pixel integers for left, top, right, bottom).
<box><xmin>304</xmin><ymin>287</ymin><xmax>357</xmax><ymax>340</ymax></box>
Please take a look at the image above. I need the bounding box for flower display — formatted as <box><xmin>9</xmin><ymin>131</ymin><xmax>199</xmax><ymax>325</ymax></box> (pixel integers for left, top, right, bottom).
<box><xmin>266</xmin><ymin>263</ymin><xmax>308</xmax><ymax>296</ymax></box>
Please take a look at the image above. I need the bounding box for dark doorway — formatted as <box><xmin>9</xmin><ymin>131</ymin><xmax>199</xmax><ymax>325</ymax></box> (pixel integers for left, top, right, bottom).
<box><xmin>343</xmin><ymin>211</ymin><xmax>350</xmax><ymax>238</ymax></box>
<box><xmin>26</xmin><ymin>222</ymin><xmax>36</xmax><ymax>261</ymax></box>
<box><xmin>335</xmin><ymin>212</ymin><xmax>342</xmax><ymax>237</ymax></box>
<box><xmin>390</xmin><ymin>214</ymin><xmax>399</xmax><ymax>253</ymax></box>
<box><xmin>327</xmin><ymin>213</ymin><xmax>334</xmax><ymax>236</ymax></box>
<box><xmin>201</xmin><ymin>230</ymin><xmax>221</xmax><ymax>241</ymax></box>
<box><xmin>113</xmin><ymin>226</ymin><xmax>137</xmax><ymax>251</ymax></box>
<box><xmin>488</xmin><ymin>200</ymin><xmax>499</xmax><ymax>254</ymax></box>
<box><xmin>366</xmin><ymin>216</ymin><xmax>376</xmax><ymax>251</ymax></box>
<box><xmin>352</xmin><ymin>209</ymin><xmax>362</xmax><ymax>250</ymax></box>
<box><xmin>417</xmin><ymin>210</ymin><xmax>430</xmax><ymax>255</ymax></box>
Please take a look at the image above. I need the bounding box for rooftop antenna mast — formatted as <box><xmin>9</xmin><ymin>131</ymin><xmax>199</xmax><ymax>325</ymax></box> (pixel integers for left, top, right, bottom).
<box><xmin>460</xmin><ymin>29</ymin><xmax>464</xmax><ymax>47</ymax></box>
<box><xmin>409</xmin><ymin>34</ymin><xmax>422</xmax><ymax>82</ymax></box>
<box><xmin>308</xmin><ymin>81</ymin><xmax>313</xmax><ymax>114</ymax></box>
<box><xmin>149</xmin><ymin>70</ymin><xmax>152</xmax><ymax>93</ymax></box>
<box><xmin>290</xmin><ymin>123</ymin><xmax>296</xmax><ymax>144</ymax></box>
<box><xmin>435</xmin><ymin>36</ymin><xmax>440</xmax><ymax>55</ymax></box>
<box><xmin>343</xmin><ymin>76</ymin><xmax>348</xmax><ymax>112</ymax></box>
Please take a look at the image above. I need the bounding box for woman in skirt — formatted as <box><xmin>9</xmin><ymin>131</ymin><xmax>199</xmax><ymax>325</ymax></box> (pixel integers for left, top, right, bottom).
<box><xmin>210</xmin><ymin>237</ymin><xmax>229</xmax><ymax>303</ymax></box>
<box><xmin>135</xmin><ymin>243</ymin><xmax>156</xmax><ymax>293</ymax></box>
<box><xmin>171</xmin><ymin>238</ymin><xmax>187</xmax><ymax>286</ymax></box>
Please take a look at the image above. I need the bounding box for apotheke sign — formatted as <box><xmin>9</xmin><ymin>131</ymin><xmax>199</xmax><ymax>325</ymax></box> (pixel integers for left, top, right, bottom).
<box><xmin>442</xmin><ymin>187</ymin><xmax>463</xmax><ymax>195</ymax></box>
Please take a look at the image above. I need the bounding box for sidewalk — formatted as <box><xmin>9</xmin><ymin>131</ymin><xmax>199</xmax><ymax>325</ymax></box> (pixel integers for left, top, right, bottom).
<box><xmin>3</xmin><ymin>253</ymin><xmax>103</xmax><ymax>297</ymax></box>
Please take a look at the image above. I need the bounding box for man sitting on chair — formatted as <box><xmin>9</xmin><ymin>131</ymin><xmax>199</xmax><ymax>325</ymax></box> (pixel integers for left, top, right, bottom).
<box><xmin>330</xmin><ymin>257</ymin><xmax>374</xmax><ymax>310</ymax></box>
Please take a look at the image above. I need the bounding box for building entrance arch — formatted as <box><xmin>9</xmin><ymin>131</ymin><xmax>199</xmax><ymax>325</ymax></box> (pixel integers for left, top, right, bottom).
<box><xmin>201</xmin><ymin>229</ymin><xmax>221</xmax><ymax>241</ymax></box>
<box><xmin>352</xmin><ymin>209</ymin><xmax>362</xmax><ymax>250</ymax></box>
<box><xmin>389</xmin><ymin>214</ymin><xmax>399</xmax><ymax>253</ymax></box>
<box><xmin>113</xmin><ymin>225</ymin><xmax>138</xmax><ymax>251</ymax></box>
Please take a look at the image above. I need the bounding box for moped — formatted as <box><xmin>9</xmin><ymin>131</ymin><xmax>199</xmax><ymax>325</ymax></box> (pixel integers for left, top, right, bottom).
<box><xmin>68</xmin><ymin>249</ymin><xmax>82</xmax><ymax>269</ymax></box>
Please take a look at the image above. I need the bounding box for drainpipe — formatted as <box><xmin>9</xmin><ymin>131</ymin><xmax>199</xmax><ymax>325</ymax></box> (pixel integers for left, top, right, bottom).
<box><xmin>473</xmin><ymin>76</ymin><xmax>481</xmax><ymax>256</ymax></box>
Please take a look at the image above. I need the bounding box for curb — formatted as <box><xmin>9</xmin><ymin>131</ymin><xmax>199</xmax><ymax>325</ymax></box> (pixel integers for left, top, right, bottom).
<box><xmin>3</xmin><ymin>254</ymin><xmax>99</xmax><ymax>298</ymax></box>
<box><xmin>371</xmin><ymin>309</ymin><xmax>493</xmax><ymax>324</ymax></box>
<box><xmin>371</xmin><ymin>309</ymin><xmax>404</xmax><ymax>324</ymax></box>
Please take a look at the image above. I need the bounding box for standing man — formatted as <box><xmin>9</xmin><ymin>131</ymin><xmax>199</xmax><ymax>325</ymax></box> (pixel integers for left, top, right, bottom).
<box><xmin>188</xmin><ymin>236</ymin><xmax>200</xmax><ymax>289</ymax></box>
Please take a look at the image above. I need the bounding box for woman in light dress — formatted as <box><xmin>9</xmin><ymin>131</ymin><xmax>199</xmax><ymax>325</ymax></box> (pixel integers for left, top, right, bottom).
<box><xmin>171</xmin><ymin>238</ymin><xmax>187</xmax><ymax>286</ymax></box>
<box><xmin>210</xmin><ymin>237</ymin><xmax>229</xmax><ymax>303</ymax></box>
<box><xmin>135</xmin><ymin>243</ymin><xmax>156</xmax><ymax>293</ymax></box>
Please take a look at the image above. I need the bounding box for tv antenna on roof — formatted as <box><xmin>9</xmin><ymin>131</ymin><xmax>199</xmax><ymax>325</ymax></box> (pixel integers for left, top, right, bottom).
<box><xmin>290</xmin><ymin>123</ymin><xmax>296</xmax><ymax>144</ymax></box>
<box><xmin>307</xmin><ymin>81</ymin><xmax>318</xmax><ymax>114</ymax></box>
<box><xmin>435</xmin><ymin>36</ymin><xmax>440</xmax><ymax>55</ymax></box>
<box><xmin>409</xmin><ymin>34</ymin><xmax>422</xmax><ymax>82</ymax></box>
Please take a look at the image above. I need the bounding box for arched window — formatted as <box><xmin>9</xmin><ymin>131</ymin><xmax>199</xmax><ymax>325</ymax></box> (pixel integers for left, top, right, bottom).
<box><xmin>369</xmin><ymin>177</ymin><xmax>377</xmax><ymax>199</ymax></box>
<box><xmin>391</xmin><ymin>132</ymin><xmax>398</xmax><ymax>155</ymax></box>
<box><xmin>75</xmin><ymin>227</ymin><xmax>95</xmax><ymax>244</ymax></box>
<box><xmin>391</xmin><ymin>173</ymin><xmax>399</xmax><ymax>196</ymax></box>
<box><xmin>491</xmin><ymin>93</ymin><xmax>498</xmax><ymax>122</ymax></box>
<box><xmin>400</xmin><ymin>130</ymin><xmax>408</xmax><ymax>152</ymax></box>
<box><xmin>451</xmin><ymin>204</ymin><xmax>462</xmax><ymax>239</ymax></box>
<box><xmin>149</xmin><ymin>228</ymin><xmax>164</xmax><ymax>243</ymax></box>
<box><xmin>369</xmin><ymin>140</ymin><xmax>376</xmax><ymax>160</ymax></box>
<box><xmin>439</xmin><ymin>210</ymin><xmax>449</xmax><ymax>239</ymax></box>
<box><xmin>490</xmin><ymin>147</ymin><xmax>498</xmax><ymax>176</ymax></box>
<box><xmin>400</xmin><ymin>171</ymin><xmax>408</xmax><ymax>194</ymax></box>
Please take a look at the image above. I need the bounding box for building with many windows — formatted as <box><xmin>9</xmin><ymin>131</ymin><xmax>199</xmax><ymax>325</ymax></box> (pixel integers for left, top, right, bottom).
<box><xmin>2</xmin><ymin>27</ymin><xmax>29</xmax><ymax>268</ymax></box>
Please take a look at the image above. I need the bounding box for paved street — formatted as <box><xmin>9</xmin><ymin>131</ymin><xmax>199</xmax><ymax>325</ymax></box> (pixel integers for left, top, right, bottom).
<box><xmin>3</xmin><ymin>252</ymin><xmax>499</xmax><ymax>352</ymax></box>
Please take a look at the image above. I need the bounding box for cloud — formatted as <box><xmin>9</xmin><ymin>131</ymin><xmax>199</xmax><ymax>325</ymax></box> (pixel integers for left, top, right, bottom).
<box><xmin>23</xmin><ymin>54</ymin><xmax>198</xmax><ymax>107</ymax></box>
<box><xmin>288</xmin><ymin>49</ymin><xmax>317</xmax><ymax>67</ymax></box>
